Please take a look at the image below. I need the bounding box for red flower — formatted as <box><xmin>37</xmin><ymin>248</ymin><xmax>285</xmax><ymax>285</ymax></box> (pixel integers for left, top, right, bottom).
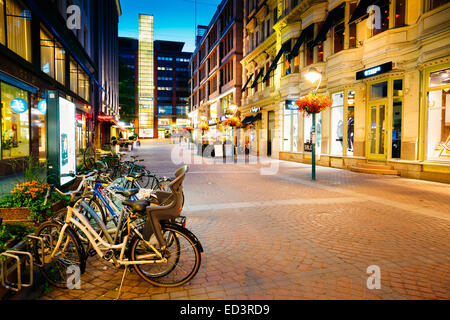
<box><xmin>295</xmin><ymin>93</ymin><xmax>332</xmax><ymax>115</ymax></box>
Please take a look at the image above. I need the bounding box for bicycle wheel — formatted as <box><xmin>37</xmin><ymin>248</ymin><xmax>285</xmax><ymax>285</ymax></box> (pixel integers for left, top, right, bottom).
<box><xmin>33</xmin><ymin>221</ymin><xmax>86</xmax><ymax>288</ymax></box>
<box><xmin>129</xmin><ymin>224</ymin><xmax>201</xmax><ymax>287</ymax></box>
<box><xmin>132</xmin><ymin>166</ymin><xmax>151</xmax><ymax>188</ymax></box>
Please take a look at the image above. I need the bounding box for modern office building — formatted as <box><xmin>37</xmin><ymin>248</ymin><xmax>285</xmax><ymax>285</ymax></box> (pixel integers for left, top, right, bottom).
<box><xmin>154</xmin><ymin>40</ymin><xmax>191</xmax><ymax>138</ymax></box>
<box><xmin>239</xmin><ymin>0</ymin><xmax>450</xmax><ymax>183</ymax></box>
<box><xmin>189</xmin><ymin>0</ymin><xmax>244</xmax><ymax>143</ymax></box>
<box><xmin>118</xmin><ymin>37</ymin><xmax>138</xmax><ymax>126</ymax></box>
<box><xmin>0</xmin><ymin>0</ymin><xmax>121</xmax><ymax>177</ymax></box>
<box><xmin>137</xmin><ymin>14</ymin><xmax>155</xmax><ymax>138</ymax></box>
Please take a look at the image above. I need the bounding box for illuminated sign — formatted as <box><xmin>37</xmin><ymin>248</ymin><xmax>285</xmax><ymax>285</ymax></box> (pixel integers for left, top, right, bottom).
<box><xmin>37</xmin><ymin>99</ymin><xmax>47</xmax><ymax>114</ymax></box>
<box><xmin>10</xmin><ymin>98</ymin><xmax>28</xmax><ymax>113</ymax></box>
<box><xmin>220</xmin><ymin>115</ymin><xmax>230</xmax><ymax>122</ymax></box>
<box><xmin>356</xmin><ymin>62</ymin><xmax>392</xmax><ymax>80</ymax></box>
<box><xmin>59</xmin><ymin>97</ymin><xmax>76</xmax><ymax>186</ymax></box>
<box><xmin>285</xmin><ymin>100</ymin><xmax>298</xmax><ymax>111</ymax></box>
<box><xmin>98</xmin><ymin>115</ymin><xmax>114</xmax><ymax>121</ymax></box>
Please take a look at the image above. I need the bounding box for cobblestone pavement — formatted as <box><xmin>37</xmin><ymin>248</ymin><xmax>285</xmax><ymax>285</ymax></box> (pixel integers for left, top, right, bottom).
<box><xmin>40</xmin><ymin>140</ymin><xmax>450</xmax><ymax>300</ymax></box>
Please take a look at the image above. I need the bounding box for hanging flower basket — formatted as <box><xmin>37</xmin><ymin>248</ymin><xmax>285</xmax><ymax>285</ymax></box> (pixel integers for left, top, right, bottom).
<box><xmin>198</xmin><ymin>122</ymin><xmax>209</xmax><ymax>132</ymax></box>
<box><xmin>295</xmin><ymin>93</ymin><xmax>332</xmax><ymax>115</ymax></box>
<box><xmin>184</xmin><ymin>126</ymin><xmax>194</xmax><ymax>132</ymax></box>
<box><xmin>221</xmin><ymin>116</ymin><xmax>242</xmax><ymax>127</ymax></box>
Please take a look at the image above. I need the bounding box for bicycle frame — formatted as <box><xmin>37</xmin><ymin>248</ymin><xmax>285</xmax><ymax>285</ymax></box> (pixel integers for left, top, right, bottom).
<box><xmin>50</xmin><ymin>200</ymin><xmax>166</xmax><ymax>267</ymax></box>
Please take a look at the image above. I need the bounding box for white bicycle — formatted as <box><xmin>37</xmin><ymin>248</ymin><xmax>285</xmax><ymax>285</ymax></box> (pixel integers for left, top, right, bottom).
<box><xmin>33</xmin><ymin>166</ymin><xmax>203</xmax><ymax>289</ymax></box>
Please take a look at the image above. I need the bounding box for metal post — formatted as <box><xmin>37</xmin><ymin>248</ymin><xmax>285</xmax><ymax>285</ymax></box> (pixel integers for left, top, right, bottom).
<box><xmin>311</xmin><ymin>112</ymin><xmax>316</xmax><ymax>181</ymax></box>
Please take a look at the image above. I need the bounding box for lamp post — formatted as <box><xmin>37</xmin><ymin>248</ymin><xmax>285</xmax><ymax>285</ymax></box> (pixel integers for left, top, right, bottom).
<box><xmin>304</xmin><ymin>67</ymin><xmax>322</xmax><ymax>181</ymax></box>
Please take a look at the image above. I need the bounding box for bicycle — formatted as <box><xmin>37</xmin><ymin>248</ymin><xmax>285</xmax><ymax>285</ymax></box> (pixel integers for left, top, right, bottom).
<box><xmin>33</xmin><ymin>165</ymin><xmax>202</xmax><ymax>290</ymax></box>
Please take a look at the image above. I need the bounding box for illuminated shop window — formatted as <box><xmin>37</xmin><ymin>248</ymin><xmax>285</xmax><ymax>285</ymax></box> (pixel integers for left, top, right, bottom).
<box><xmin>347</xmin><ymin>91</ymin><xmax>355</xmax><ymax>156</ymax></box>
<box><xmin>5</xmin><ymin>0</ymin><xmax>31</xmax><ymax>61</ymax></box>
<box><xmin>1</xmin><ymin>82</ymin><xmax>30</xmax><ymax>159</ymax></box>
<box><xmin>427</xmin><ymin>68</ymin><xmax>450</xmax><ymax>161</ymax></box>
<box><xmin>331</xmin><ymin>92</ymin><xmax>344</xmax><ymax>155</ymax></box>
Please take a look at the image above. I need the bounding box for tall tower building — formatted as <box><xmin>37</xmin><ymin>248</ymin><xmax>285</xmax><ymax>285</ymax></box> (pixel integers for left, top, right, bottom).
<box><xmin>138</xmin><ymin>14</ymin><xmax>155</xmax><ymax>138</ymax></box>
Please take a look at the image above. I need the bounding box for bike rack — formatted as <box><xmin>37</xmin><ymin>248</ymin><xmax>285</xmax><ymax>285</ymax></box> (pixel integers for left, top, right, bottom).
<box><xmin>0</xmin><ymin>234</ymin><xmax>48</xmax><ymax>293</ymax></box>
<box><xmin>0</xmin><ymin>251</ymin><xmax>33</xmax><ymax>292</ymax></box>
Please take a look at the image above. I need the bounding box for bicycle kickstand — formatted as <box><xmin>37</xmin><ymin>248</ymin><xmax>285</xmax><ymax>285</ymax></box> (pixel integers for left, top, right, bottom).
<box><xmin>115</xmin><ymin>265</ymin><xmax>128</xmax><ymax>300</ymax></box>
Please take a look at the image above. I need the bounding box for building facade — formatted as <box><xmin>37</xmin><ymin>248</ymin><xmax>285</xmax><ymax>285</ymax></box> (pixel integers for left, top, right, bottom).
<box><xmin>240</xmin><ymin>0</ymin><xmax>450</xmax><ymax>183</ymax></box>
<box><xmin>0</xmin><ymin>0</ymin><xmax>120</xmax><ymax>177</ymax></box>
<box><xmin>189</xmin><ymin>0</ymin><xmax>244</xmax><ymax>143</ymax></box>
<box><xmin>154</xmin><ymin>40</ymin><xmax>191</xmax><ymax>138</ymax></box>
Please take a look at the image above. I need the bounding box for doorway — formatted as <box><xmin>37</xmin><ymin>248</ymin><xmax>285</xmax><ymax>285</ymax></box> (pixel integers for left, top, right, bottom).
<box><xmin>368</xmin><ymin>102</ymin><xmax>387</xmax><ymax>160</ymax></box>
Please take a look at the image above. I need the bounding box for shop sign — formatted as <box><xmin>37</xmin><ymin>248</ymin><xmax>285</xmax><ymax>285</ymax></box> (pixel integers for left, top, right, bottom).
<box><xmin>304</xmin><ymin>141</ymin><xmax>312</xmax><ymax>152</ymax></box>
<box><xmin>220</xmin><ymin>115</ymin><xmax>230</xmax><ymax>122</ymax></box>
<box><xmin>98</xmin><ymin>114</ymin><xmax>114</xmax><ymax>121</ymax></box>
<box><xmin>208</xmin><ymin>119</ymin><xmax>217</xmax><ymax>125</ymax></box>
<box><xmin>10</xmin><ymin>98</ymin><xmax>28</xmax><ymax>113</ymax></box>
<box><xmin>250</xmin><ymin>107</ymin><xmax>261</xmax><ymax>113</ymax></box>
<box><xmin>37</xmin><ymin>99</ymin><xmax>47</xmax><ymax>114</ymax></box>
<box><xmin>356</xmin><ymin>62</ymin><xmax>392</xmax><ymax>80</ymax></box>
<box><xmin>285</xmin><ymin>100</ymin><xmax>298</xmax><ymax>111</ymax></box>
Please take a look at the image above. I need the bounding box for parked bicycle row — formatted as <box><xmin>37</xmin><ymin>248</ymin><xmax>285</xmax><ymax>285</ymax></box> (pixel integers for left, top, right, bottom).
<box><xmin>21</xmin><ymin>152</ymin><xmax>202</xmax><ymax>295</ymax></box>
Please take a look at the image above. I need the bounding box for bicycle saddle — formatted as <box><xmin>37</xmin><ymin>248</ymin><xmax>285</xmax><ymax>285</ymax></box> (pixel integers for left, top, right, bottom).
<box><xmin>122</xmin><ymin>199</ymin><xmax>150</xmax><ymax>214</ymax></box>
<box><xmin>125</xmin><ymin>173</ymin><xmax>143</xmax><ymax>180</ymax></box>
<box><xmin>115</xmin><ymin>188</ymin><xmax>139</xmax><ymax>197</ymax></box>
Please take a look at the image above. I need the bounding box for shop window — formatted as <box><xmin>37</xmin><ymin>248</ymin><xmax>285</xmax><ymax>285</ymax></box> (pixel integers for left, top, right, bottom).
<box><xmin>426</xmin><ymin>68</ymin><xmax>450</xmax><ymax>161</ymax></box>
<box><xmin>331</xmin><ymin>92</ymin><xmax>344</xmax><ymax>155</ymax></box>
<box><xmin>347</xmin><ymin>90</ymin><xmax>355</xmax><ymax>155</ymax></box>
<box><xmin>371</xmin><ymin>0</ymin><xmax>390</xmax><ymax>36</ymax></box>
<box><xmin>283</xmin><ymin>101</ymin><xmax>299</xmax><ymax>152</ymax></box>
<box><xmin>392</xmin><ymin>100</ymin><xmax>402</xmax><ymax>158</ymax></box>
<box><xmin>395</xmin><ymin>0</ymin><xmax>406</xmax><ymax>28</ymax></box>
<box><xmin>5</xmin><ymin>0</ymin><xmax>31</xmax><ymax>62</ymax></box>
<box><xmin>1</xmin><ymin>82</ymin><xmax>30</xmax><ymax>159</ymax></box>
<box><xmin>370</xmin><ymin>81</ymin><xmax>388</xmax><ymax>100</ymax></box>
<box><xmin>333</xmin><ymin>22</ymin><xmax>345</xmax><ymax>54</ymax></box>
<box><xmin>283</xmin><ymin>40</ymin><xmax>293</xmax><ymax>76</ymax></box>
<box><xmin>40</xmin><ymin>27</ymin><xmax>66</xmax><ymax>84</ymax></box>
<box><xmin>0</xmin><ymin>0</ymin><xmax>5</xmax><ymax>45</ymax></box>
<box><xmin>32</xmin><ymin>99</ymin><xmax>46</xmax><ymax>162</ymax></box>
<box><xmin>428</xmin><ymin>0</ymin><xmax>449</xmax><ymax>11</ymax></box>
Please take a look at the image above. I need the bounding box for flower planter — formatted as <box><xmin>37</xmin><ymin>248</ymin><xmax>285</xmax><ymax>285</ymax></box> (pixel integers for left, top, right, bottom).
<box><xmin>0</xmin><ymin>208</ymin><xmax>31</xmax><ymax>223</ymax></box>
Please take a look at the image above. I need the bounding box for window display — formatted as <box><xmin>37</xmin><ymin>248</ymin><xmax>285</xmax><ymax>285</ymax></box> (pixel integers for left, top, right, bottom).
<box><xmin>331</xmin><ymin>92</ymin><xmax>344</xmax><ymax>155</ymax></box>
<box><xmin>347</xmin><ymin>90</ymin><xmax>355</xmax><ymax>155</ymax></box>
<box><xmin>283</xmin><ymin>101</ymin><xmax>299</xmax><ymax>152</ymax></box>
<box><xmin>1</xmin><ymin>82</ymin><xmax>30</xmax><ymax>159</ymax></box>
<box><xmin>427</xmin><ymin>68</ymin><xmax>450</xmax><ymax>161</ymax></box>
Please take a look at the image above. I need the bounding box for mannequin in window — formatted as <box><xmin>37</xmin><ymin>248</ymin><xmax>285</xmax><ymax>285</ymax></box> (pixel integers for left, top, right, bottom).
<box><xmin>347</xmin><ymin>113</ymin><xmax>354</xmax><ymax>152</ymax></box>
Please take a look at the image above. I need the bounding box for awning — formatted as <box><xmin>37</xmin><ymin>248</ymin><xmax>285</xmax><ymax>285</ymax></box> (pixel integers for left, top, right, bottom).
<box><xmin>311</xmin><ymin>3</ymin><xmax>345</xmax><ymax>47</ymax></box>
<box><xmin>250</xmin><ymin>68</ymin><xmax>265</xmax><ymax>89</ymax></box>
<box><xmin>349</xmin><ymin>0</ymin><xmax>376</xmax><ymax>24</ymax></box>
<box><xmin>262</xmin><ymin>41</ymin><xmax>291</xmax><ymax>84</ymax></box>
<box><xmin>241</xmin><ymin>74</ymin><xmax>253</xmax><ymax>91</ymax></box>
<box><xmin>288</xmin><ymin>29</ymin><xmax>307</xmax><ymax>61</ymax></box>
<box><xmin>241</xmin><ymin>113</ymin><xmax>262</xmax><ymax>126</ymax></box>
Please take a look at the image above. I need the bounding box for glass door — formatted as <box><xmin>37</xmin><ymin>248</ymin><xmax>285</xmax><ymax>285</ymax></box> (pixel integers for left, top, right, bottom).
<box><xmin>368</xmin><ymin>103</ymin><xmax>387</xmax><ymax>160</ymax></box>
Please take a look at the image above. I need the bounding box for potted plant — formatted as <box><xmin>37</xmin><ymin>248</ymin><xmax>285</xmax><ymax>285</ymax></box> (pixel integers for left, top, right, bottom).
<box><xmin>0</xmin><ymin>181</ymin><xmax>65</xmax><ymax>224</ymax></box>
<box><xmin>198</xmin><ymin>122</ymin><xmax>210</xmax><ymax>156</ymax></box>
<box><xmin>221</xmin><ymin>116</ymin><xmax>242</xmax><ymax>157</ymax></box>
<box><xmin>2</xmin><ymin>132</ymin><xmax>13</xmax><ymax>157</ymax></box>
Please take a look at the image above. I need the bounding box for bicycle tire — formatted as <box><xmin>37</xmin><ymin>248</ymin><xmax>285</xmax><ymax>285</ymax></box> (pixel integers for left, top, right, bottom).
<box><xmin>129</xmin><ymin>224</ymin><xmax>201</xmax><ymax>287</ymax></box>
<box><xmin>33</xmin><ymin>220</ymin><xmax>86</xmax><ymax>288</ymax></box>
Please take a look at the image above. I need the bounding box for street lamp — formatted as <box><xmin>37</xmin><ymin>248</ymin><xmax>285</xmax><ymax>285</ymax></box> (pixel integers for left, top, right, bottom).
<box><xmin>304</xmin><ymin>67</ymin><xmax>323</xmax><ymax>181</ymax></box>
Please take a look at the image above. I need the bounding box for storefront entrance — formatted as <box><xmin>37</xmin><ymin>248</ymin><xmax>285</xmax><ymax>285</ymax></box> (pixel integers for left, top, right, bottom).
<box><xmin>367</xmin><ymin>102</ymin><xmax>387</xmax><ymax>160</ymax></box>
<box><xmin>267</xmin><ymin>111</ymin><xmax>275</xmax><ymax>156</ymax></box>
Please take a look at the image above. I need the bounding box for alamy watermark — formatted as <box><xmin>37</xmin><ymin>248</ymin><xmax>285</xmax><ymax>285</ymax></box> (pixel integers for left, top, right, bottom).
<box><xmin>366</xmin><ymin>265</ymin><xmax>381</xmax><ymax>290</ymax></box>
<box><xmin>67</xmin><ymin>265</ymin><xmax>81</xmax><ymax>290</ymax></box>
<box><xmin>66</xmin><ymin>5</ymin><xmax>81</xmax><ymax>30</ymax></box>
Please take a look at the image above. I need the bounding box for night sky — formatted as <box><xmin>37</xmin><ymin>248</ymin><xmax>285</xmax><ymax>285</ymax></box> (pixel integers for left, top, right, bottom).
<box><xmin>118</xmin><ymin>0</ymin><xmax>222</xmax><ymax>53</ymax></box>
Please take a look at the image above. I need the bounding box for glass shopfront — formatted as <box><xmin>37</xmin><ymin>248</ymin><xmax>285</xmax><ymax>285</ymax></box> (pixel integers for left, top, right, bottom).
<box><xmin>283</xmin><ymin>100</ymin><xmax>299</xmax><ymax>152</ymax></box>
<box><xmin>426</xmin><ymin>67</ymin><xmax>450</xmax><ymax>161</ymax></box>
<box><xmin>330</xmin><ymin>92</ymin><xmax>344</xmax><ymax>155</ymax></box>
<box><xmin>1</xmin><ymin>82</ymin><xmax>30</xmax><ymax>159</ymax></box>
<box><xmin>346</xmin><ymin>90</ymin><xmax>355</xmax><ymax>156</ymax></box>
